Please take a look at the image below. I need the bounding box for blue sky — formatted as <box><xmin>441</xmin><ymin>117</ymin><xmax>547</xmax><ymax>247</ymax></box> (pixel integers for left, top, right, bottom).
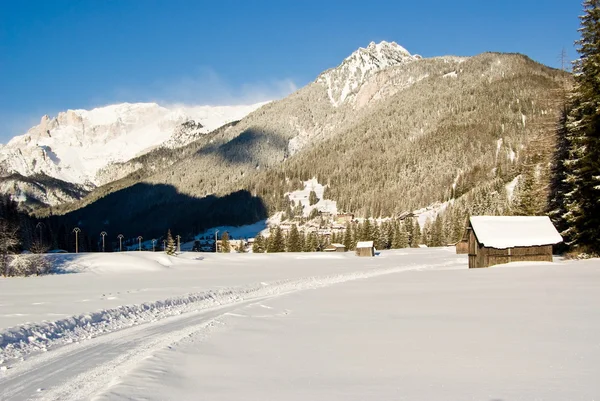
<box><xmin>0</xmin><ymin>0</ymin><xmax>581</xmax><ymax>142</ymax></box>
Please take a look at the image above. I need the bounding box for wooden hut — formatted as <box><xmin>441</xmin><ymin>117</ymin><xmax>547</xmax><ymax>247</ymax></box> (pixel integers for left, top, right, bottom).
<box><xmin>455</xmin><ymin>228</ymin><xmax>469</xmax><ymax>254</ymax></box>
<box><xmin>324</xmin><ymin>243</ymin><xmax>347</xmax><ymax>252</ymax></box>
<box><xmin>355</xmin><ymin>241</ymin><xmax>375</xmax><ymax>257</ymax></box>
<box><xmin>467</xmin><ymin>216</ymin><xmax>562</xmax><ymax>268</ymax></box>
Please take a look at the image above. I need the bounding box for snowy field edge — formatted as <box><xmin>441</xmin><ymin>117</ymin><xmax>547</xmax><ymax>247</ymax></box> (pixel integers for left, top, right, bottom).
<box><xmin>0</xmin><ymin>260</ymin><xmax>436</xmax><ymax>367</ymax></box>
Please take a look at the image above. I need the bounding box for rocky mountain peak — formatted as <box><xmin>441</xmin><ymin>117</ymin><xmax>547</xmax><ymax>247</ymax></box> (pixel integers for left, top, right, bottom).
<box><xmin>317</xmin><ymin>41</ymin><xmax>420</xmax><ymax>106</ymax></box>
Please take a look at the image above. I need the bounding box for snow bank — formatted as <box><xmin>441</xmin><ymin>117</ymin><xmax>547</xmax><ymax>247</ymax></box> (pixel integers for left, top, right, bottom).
<box><xmin>0</xmin><ymin>262</ymin><xmax>438</xmax><ymax>365</ymax></box>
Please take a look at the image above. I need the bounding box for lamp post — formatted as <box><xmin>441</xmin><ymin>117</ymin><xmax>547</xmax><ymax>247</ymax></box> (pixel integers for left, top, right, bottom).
<box><xmin>35</xmin><ymin>222</ymin><xmax>45</xmax><ymax>244</ymax></box>
<box><xmin>100</xmin><ymin>231</ymin><xmax>107</xmax><ymax>252</ymax></box>
<box><xmin>117</xmin><ymin>234</ymin><xmax>124</xmax><ymax>252</ymax></box>
<box><xmin>176</xmin><ymin>235</ymin><xmax>181</xmax><ymax>253</ymax></box>
<box><xmin>162</xmin><ymin>239</ymin><xmax>166</xmax><ymax>252</ymax></box>
<box><xmin>73</xmin><ymin>227</ymin><xmax>81</xmax><ymax>253</ymax></box>
<box><xmin>214</xmin><ymin>229</ymin><xmax>219</xmax><ymax>253</ymax></box>
<box><xmin>137</xmin><ymin>236</ymin><xmax>143</xmax><ymax>251</ymax></box>
<box><xmin>151</xmin><ymin>239</ymin><xmax>156</xmax><ymax>252</ymax></box>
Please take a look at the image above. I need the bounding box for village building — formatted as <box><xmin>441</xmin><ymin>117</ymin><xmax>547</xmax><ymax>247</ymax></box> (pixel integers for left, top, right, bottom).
<box><xmin>355</xmin><ymin>241</ymin><xmax>375</xmax><ymax>257</ymax></box>
<box><xmin>335</xmin><ymin>213</ymin><xmax>355</xmax><ymax>224</ymax></box>
<box><xmin>465</xmin><ymin>216</ymin><xmax>562</xmax><ymax>268</ymax></box>
<box><xmin>324</xmin><ymin>243</ymin><xmax>347</xmax><ymax>252</ymax></box>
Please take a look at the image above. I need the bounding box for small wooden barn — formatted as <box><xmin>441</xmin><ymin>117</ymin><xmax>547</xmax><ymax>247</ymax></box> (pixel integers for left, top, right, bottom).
<box><xmin>324</xmin><ymin>243</ymin><xmax>347</xmax><ymax>252</ymax></box>
<box><xmin>455</xmin><ymin>229</ymin><xmax>469</xmax><ymax>254</ymax></box>
<box><xmin>467</xmin><ymin>216</ymin><xmax>562</xmax><ymax>268</ymax></box>
<box><xmin>355</xmin><ymin>241</ymin><xmax>375</xmax><ymax>257</ymax></box>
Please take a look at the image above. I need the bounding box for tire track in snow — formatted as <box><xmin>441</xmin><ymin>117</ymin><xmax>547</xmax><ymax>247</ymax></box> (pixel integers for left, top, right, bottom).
<box><xmin>0</xmin><ymin>262</ymin><xmax>450</xmax><ymax>400</ymax></box>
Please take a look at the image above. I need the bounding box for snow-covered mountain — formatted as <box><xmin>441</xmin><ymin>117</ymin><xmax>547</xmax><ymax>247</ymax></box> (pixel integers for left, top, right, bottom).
<box><xmin>0</xmin><ymin>102</ymin><xmax>266</xmax><ymax>188</ymax></box>
<box><xmin>317</xmin><ymin>41</ymin><xmax>421</xmax><ymax>107</ymax></box>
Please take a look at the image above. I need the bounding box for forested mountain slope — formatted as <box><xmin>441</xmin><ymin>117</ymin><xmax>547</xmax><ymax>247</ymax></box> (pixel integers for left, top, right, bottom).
<box><xmin>36</xmin><ymin>43</ymin><xmax>570</xmax><ymax>241</ymax></box>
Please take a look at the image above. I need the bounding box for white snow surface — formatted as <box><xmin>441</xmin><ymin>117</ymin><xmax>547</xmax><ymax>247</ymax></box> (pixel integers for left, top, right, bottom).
<box><xmin>1</xmin><ymin>250</ymin><xmax>598</xmax><ymax>400</ymax></box>
<box><xmin>0</xmin><ymin>102</ymin><xmax>266</xmax><ymax>186</ymax></box>
<box><xmin>470</xmin><ymin>215</ymin><xmax>563</xmax><ymax>249</ymax></box>
<box><xmin>286</xmin><ymin>177</ymin><xmax>337</xmax><ymax>217</ymax></box>
<box><xmin>317</xmin><ymin>41</ymin><xmax>420</xmax><ymax>107</ymax></box>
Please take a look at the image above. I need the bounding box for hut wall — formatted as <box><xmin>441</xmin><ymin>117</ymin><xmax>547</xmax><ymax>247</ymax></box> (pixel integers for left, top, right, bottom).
<box><xmin>356</xmin><ymin>247</ymin><xmax>375</xmax><ymax>257</ymax></box>
<box><xmin>456</xmin><ymin>241</ymin><xmax>469</xmax><ymax>254</ymax></box>
<box><xmin>336</xmin><ymin>247</ymin><xmax>347</xmax><ymax>253</ymax></box>
<box><xmin>468</xmin><ymin>230</ymin><xmax>486</xmax><ymax>268</ymax></box>
<box><xmin>486</xmin><ymin>245</ymin><xmax>553</xmax><ymax>267</ymax></box>
<box><xmin>470</xmin><ymin>243</ymin><xmax>553</xmax><ymax>268</ymax></box>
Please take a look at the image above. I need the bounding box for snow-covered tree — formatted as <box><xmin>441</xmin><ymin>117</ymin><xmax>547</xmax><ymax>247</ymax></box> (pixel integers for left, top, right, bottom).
<box><xmin>286</xmin><ymin>224</ymin><xmax>302</xmax><ymax>252</ymax></box>
<box><xmin>165</xmin><ymin>229</ymin><xmax>176</xmax><ymax>255</ymax></box>
<box><xmin>560</xmin><ymin>0</ymin><xmax>600</xmax><ymax>252</ymax></box>
<box><xmin>309</xmin><ymin>190</ymin><xmax>319</xmax><ymax>206</ymax></box>
<box><xmin>253</xmin><ymin>234</ymin><xmax>265</xmax><ymax>253</ymax></box>
<box><xmin>221</xmin><ymin>231</ymin><xmax>231</xmax><ymax>253</ymax></box>
<box><xmin>267</xmin><ymin>226</ymin><xmax>285</xmax><ymax>253</ymax></box>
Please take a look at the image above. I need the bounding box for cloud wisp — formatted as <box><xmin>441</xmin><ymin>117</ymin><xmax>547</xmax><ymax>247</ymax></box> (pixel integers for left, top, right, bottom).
<box><xmin>114</xmin><ymin>67</ymin><xmax>299</xmax><ymax>107</ymax></box>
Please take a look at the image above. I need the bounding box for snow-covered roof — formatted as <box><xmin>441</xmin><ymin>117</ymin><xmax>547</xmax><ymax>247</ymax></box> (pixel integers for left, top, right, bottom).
<box><xmin>330</xmin><ymin>243</ymin><xmax>345</xmax><ymax>248</ymax></box>
<box><xmin>469</xmin><ymin>216</ymin><xmax>562</xmax><ymax>249</ymax></box>
<box><xmin>356</xmin><ymin>241</ymin><xmax>374</xmax><ymax>248</ymax></box>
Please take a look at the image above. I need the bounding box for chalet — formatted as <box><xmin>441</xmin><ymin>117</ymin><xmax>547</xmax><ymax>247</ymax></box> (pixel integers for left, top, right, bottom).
<box><xmin>324</xmin><ymin>243</ymin><xmax>347</xmax><ymax>252</ymax></box>
<box><xmin>466</xmin><ymin>216</ymin><xmax>562</xmax><ymax>268</ymax></box>
<box><xmin>355</xmin><ymin>241</ymin><xmax>375</xmax><ymax>257</ymax></box>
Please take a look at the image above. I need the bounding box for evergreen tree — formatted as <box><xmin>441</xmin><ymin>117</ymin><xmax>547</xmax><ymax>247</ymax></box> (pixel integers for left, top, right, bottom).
<box><xmin>286</xmin><ymin>224</ymin><xmax>302</xmax><ymax>252</ymax></box>
<box><xmin>404</xmin><ymin>218</ymin><xmax>414</xmax><ymax>246</ymax></box>
<box><xmin>267</xmin><ymin>226</ymin><xmax>285</xmax><ymax>253</ymax></box>
<box><xmin>253</xmin><ymin>234</ymin><xmax>265</xmax><ymax>253</ymax></box>
<box><xmin>392</xmin><ymin>222</ymin><xmax>409</xmax><ymax>248</ymax></box>
<box><xmin>549</xmin><ymin>109</ymin><xmax>572</xmax><ymax>249</ymax></box>
<box><xmin>361</xmin><ymin>219</ymin><xmax>373</xmax><ymax>241</ymax></box>
<box><xmin>560</xmin><ymin>0</ymin><xmax>600</xmax><ymax>252</ymax></box>
<box><xmin>343</xmin><ymin>223</ymin><xmax>352</xmax><ymax>250</ymax></box>
<box><xmin>431</xmin><ymin>215</ymin><xmax>444</xmax><ymax>247</ymax></box>
<box><xmin>309</xmin><ymin>190</ymin><xmax>319</xmax><ymax>206</ymax></box>
<box><xmin>221</xmin><ymin>231</ymin><xmax>231</xmax><ymax>253</ymax></box>
<box><xmin>165</xmin><ymin>229</ymin><xmax>176</xmax><ymax>255</ymax></box>
<box><xmin>411</xmin><ymin>219</ymin><xmax>421</xmax><ymax>247</ymax></box>
<box><xmin>304</xmin><ymin>231</ymin><xmax>318</xmax><ymax>252</ymax></box>
<box><xmin>512</xmin><ymin>167</ymin><xmax>543</xmax><ymax>215</ymax></box>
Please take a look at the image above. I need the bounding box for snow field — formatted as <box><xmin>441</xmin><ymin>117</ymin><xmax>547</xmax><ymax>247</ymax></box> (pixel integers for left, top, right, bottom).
<box><xmin>103</xmin><ymin>258</ymin><xmax>600</xmax><ymax>401</ymax></box>
<box><xmin>0</xmin><ymin>249</ymin><xmax>461</xmax><ymax>369</ymax></box>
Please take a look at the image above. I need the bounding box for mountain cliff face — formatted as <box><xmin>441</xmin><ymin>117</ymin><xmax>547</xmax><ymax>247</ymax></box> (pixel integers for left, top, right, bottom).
<box><xmin>37</xmin><ymin>42</ymin><xmax>569</xmax><ymax>242</ymax></box>
<box><xmin>0</xmin><ymin>102</ymin><xmax>265</xmax><ymax>208</ymax></box>
<box><xmin>317</xmin><ymin>41</ymin><xmax>421</xmax><ymax>107</ymax></box>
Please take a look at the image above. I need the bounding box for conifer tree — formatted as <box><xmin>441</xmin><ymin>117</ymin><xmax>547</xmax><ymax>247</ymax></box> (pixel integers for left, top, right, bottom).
<box><xmin>561</xmin><ymin>0</ymin><xmax>600</xmax><ymax>252</ymax></box>
<box><xmin>309</xmin><ymin>190</ymin><xmax>319</xmax><ymax>206</ymax></box>
<box><xmin>286</xmin><ymin>224</ymin><xmax>302</xmax><ymax>252</ymax></box>
<box><xmin>549</xmin><ymin>109</ymin><xmax>572</xmax><ymax>248</ymax></box>
<box><xmin>431</xmin><ymin>215</ymin><xmax>444</xmax><ymax>247</ymax></box>
<box><xmin>253</xmin><ymin>234</ymin><xmax>265</xmax><ymax>253</ymax></box>
<box><xmin>304</xmin><ymin>231</ymin><xmax>318</xmax><ymax>252</ymax></box>
<box><xmin>361</xmin><ymin>219</ymin><xmax>372</xmax><ymax>241</ymax></box>
<box><xmin>221</xmin><ymin>231</ymin><xmax>231</xmax><ymax>253</ymax></box>
<box><xmin>411</xmin><ymin>219</ymin><xmax>421</xmax><ymax>247</ymax></box>
<box><xmin>343</xmin><ymin>223</ymin><xmax>352</xmax><ymax>250</ymax></box>
<box><xmin>372</xmin><ymin>223</ymin><xmax>382</xmax><ymax>249</ymax></box>
<box><xmin>397</xmin><ymin>222</ymin><xmax>410</xmax><ymax>248</ymax></box>
<box><xmin>267</xmin><ymin>226</ymin><xmax>285</xmax><ymax>253</ymax></box>
<box><xmin>165</xmin><ymin>229</ymin><xmax>176</xmax><ymax>255</ymax></box>
<box><xmin>299</xmin><ymin>230</ymin><xmax>306</xmax><ymax>252</ymax></box>
<box><xmin>404</xmin><ymin>217</ymin><xmax>414</xmax><ymax>246</ymax></box>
